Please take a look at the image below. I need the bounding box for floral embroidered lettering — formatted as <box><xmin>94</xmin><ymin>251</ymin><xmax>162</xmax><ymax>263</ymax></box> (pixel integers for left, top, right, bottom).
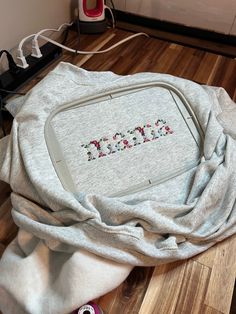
<box><xmin>81</xmin><ymin>119</ymin><xmax>174</xmax><ymax>161</ymax></box>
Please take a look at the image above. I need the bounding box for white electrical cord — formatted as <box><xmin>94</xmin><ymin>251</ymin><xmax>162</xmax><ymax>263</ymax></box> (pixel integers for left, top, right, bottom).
<box><xmin>38</xmin><ymin>32</ymin><xmax>149</xmax><ymax>55</ymax></box>
<box><xmin>31</xmin><ymin>22</ymin><xmax>73</xmax><ymax>58</ymax></box>
<box><xmin>104</xmin><ymin>5</ymin><xmax>115</xmax><ymax>28</ymax></box>
<box><xmin>17</xmin><ymin>34</ymin><xmax>36</xmax><ymax>68</ymax></box>
<box><xmin>31</xmin><ymin>7</ymin><xmax>116</xmax><ymax>59</ymax></box>
<box><xmin>16</xmin><ymin>13</ymin><xmax>148</xmax><ymax>68</ymax></box>
<box><xmin>16</xmin><ymin>22</ymin><xmax>73</xmax><ymax>68</ymax></box>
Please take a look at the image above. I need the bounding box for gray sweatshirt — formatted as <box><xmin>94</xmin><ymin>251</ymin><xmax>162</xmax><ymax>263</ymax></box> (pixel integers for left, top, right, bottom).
<box><xmin>0</xmin><ymin>62</ymin><xmax>235</xmax><ymax>313</ymax></box>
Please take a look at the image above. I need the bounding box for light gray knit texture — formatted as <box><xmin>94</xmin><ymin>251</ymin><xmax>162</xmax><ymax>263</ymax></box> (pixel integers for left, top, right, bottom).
<box><xmin>0</xmin><ymin>62</ymin><xmax>236</xmax><ymax>313</ymax></box>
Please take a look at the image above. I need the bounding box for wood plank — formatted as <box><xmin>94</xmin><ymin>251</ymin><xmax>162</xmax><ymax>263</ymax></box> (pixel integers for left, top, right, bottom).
<box><xmin>193</xmin><ymin>245</ymin><xmax>217</xmax><ymax>268</ymax></box>
<box><xmin>140</xmin><ymin>42</ymin><xmax>183</xmax><ymax>75</ymax></box>
<box><xmin>78</xmin><ymin>29</ymin><xmax>134</xmax><ymax>72</ymax></box>
<box><xmin>120</xmin><ymin>39</ymin><xmax>171</xmax><ymax>74</ymax></box>
<box><xmin>85</xmin><ymin>31</ymin><xmax>150</xmax><ymax>74</ymax></box>
<box><xmin>139</xmin><ymin>261</ymin><xmax>187</xmax><ymax>314</ymax></box>
<box><xmin>98</xmin><ymin>267</ymin><xmax>154</xmax><ymax>314</ymax></box>
<box><xmin>181</xmin><ymin>49</ymin><xmax>206</xmax><ymax>80</ymax></box>
<box><xmin>167</xmin><ymin>46</ymin><xmax>197</xmax><ymax>78</ymax></box>
<box><xmin>205</xmin><ymin>236</ymin><xmax>236</xmax><ymax>314</ymax></box>
<box><xmin>0</xmin><ymin>197</ymin><xmax>18</xmax><ymax>245</ymax></box>
<box><xmin>202</xmin><ymin>305</ymin><xmax>224</xmax><ymax>314</ymax></box>
<box><xmin>76</xmin><ymin>33</ymin><xmax>116</xmax><ymax>67</ymax></box>
<box><xmin>210</xmin><ymin>57</ymin><xmax>236</xmax><ymax>99</ymax></box>
<box><xmin>0</xmin><ymin>181</ymin><xmax>11</xmax><ymax>206</ymax></box>
<box><xmin>174</xmin><ymin>260</ymin><xmax>211</xmax><ymax>314</ymax></box>
<box><xmin>205</xmin><ymin>55</ymin><xmax>223</xmax><ymax>86</ymax></box>
<box><xmin>193</xmin><ymin>53</ymin><xmax>219</xmax><ymax>84</ymax></box>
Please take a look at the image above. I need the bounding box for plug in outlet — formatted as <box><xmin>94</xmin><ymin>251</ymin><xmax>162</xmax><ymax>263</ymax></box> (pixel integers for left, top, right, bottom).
<box><xmin>0</xmin><ymin>42</ymin><xmax>62</xmax><ymax>100</ymax></box>
<box><xmin>31</xmin><ymin>39</ymin><xmax>43</xmax><ymax>58</ymax></box>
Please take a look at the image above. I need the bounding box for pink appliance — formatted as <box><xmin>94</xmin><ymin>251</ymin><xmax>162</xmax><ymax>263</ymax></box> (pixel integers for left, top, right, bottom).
<box><xmin>78</xmin><ymin>0</ymin><xmax>107</xmax><ymax>33</ymax></box>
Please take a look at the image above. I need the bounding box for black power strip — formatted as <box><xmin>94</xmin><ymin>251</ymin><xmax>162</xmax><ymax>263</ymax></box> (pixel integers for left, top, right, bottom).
<box><xmin>0</xmin><ymin>42</ymin><xmax>62</xmax><ymax>100</ymax></box>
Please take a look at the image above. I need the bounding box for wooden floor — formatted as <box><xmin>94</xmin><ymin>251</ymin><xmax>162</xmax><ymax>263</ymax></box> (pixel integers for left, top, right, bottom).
<box><xmin>0</xmin><ymin>28</ymin><xmax>236</xmax><ymax>314</ymax></box>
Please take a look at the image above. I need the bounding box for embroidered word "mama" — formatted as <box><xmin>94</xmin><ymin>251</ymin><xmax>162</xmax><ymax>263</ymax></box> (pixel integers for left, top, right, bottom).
<box><xmin>81</xmin><ymin>119</ymin><xmax>174</xmax><ymax>161</ymax></box>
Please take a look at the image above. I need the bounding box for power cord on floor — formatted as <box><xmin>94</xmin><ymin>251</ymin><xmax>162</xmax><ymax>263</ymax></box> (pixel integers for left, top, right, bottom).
<box><xmin>17</xmin><ymin>6</ymin><xmax>148</xmax><ymax>68</ymax></box>
<box><xmin>38</xmin><ymin>32</ymin><xmax>149</xmax><ymax>56</ymax></box>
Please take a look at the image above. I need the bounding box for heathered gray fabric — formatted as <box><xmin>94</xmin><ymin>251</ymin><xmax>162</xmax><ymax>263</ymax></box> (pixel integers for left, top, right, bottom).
<box><xmin>1</xmin><ymin>61</ymin><xmax>236</xmax><ymax>263</ymax></box>
<box><xmin>0</xmin><ymin>234</ymin><xmax>132</xmax><ymax>314</ymax></box>
<box><xmin>0</xmin><ymin>62</ymin><xmax>236</xmax><ymax>313</ymax></box>
<box><xmin>49</xmin><ymin>85</ymin><xmax>201</xmax><ymax>196</ymax></box>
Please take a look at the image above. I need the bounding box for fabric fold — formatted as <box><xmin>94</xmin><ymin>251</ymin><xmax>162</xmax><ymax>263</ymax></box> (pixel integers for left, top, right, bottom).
<box><xmin>0</xmin><ymin>62</ymin><xmax>236</xmax><ymax>313</ymax></box>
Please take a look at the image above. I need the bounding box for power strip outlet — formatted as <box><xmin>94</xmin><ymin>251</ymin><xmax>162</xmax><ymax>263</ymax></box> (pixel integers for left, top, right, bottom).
<box><xmin>0</xmin><ymin>42</ymin><xmax>62</xmax><ymax>100</ymax></box>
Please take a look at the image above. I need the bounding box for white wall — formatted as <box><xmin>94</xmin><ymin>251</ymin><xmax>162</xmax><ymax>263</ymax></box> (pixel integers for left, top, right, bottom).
<box><xmin>230</xmin><ymin>15</ymin><xmax>236</xmax><ymax>35</ymax></box>
<box><xmin>114</xmin><ymin>0</ymin><xmax>236</xmax><ymax>34</ymax></box>
<box><xmin>112</xmin><ymin>0</ymin><xmax>126</xmax><ymax>11</ymax></box>
<box><xmin>0</xmin><ymin>0</ymin><xmax>76</xmax><ymax>71</ymax></box>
